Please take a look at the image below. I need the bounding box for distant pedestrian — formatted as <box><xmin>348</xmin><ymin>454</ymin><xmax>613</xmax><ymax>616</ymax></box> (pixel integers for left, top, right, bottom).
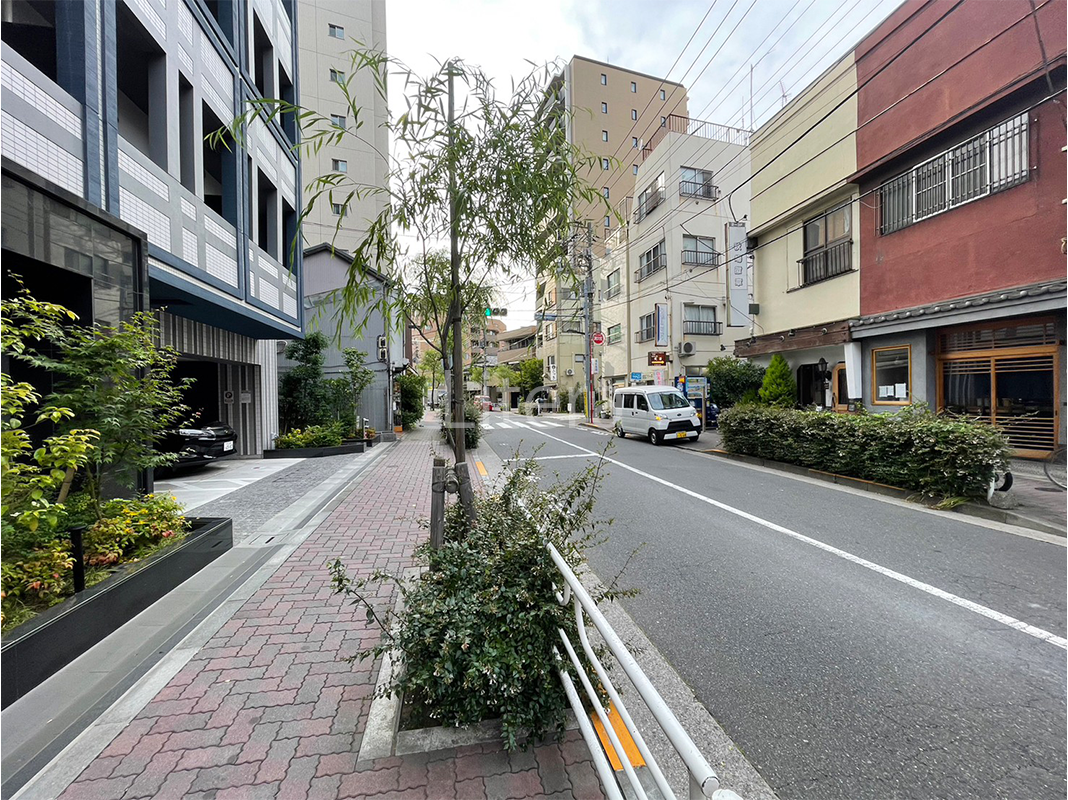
<box><xmin>535</xmin><ymin>397</ymin><xmax>541</xmax><ymax>416</ymax></box>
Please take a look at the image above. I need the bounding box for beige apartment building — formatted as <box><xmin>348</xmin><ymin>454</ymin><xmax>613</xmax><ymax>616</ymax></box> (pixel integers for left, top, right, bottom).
<box><xmin>736</xmin><ymin>53</ymin><xmax>862</xmax><ymax>411</ymax></box>
<box><xmin>537</xmin><ymin>56</ymin><xmax>688</xmax><ymax>399</ymax></box>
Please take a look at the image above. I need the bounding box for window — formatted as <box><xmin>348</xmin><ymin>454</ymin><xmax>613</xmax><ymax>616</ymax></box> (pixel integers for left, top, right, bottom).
<box><xmin>683</xmin><ymin>304</ymin><xmax>719</xmax><ymax>335</ymax></box>
<box><xmin>879</xmin><ymin>111</ymin><xmax>1029</xmax><ymax>234</ymax></box>
<box><xmin>872</xmin><ymin>346</ymin><xmax>911</xmax><ymax>404</ymax></box>
<box><xmin>615</xmin><ymin>392</ymin><xmax>625</xmax><ymax>408</ymax></box>
<box><xmin>800</xmin><ymin>203</ymin><xmax>851</xmax><ymax>286</ymax></box>
<box><xmin>328</xmin><ymin>23</ymin><xmax>345</xmax><ymax>38</ymax></box>
<box><xmin>602</xmin><ymin>130</ymin><xmax>609</xmax><ymax>142</ymax></box>
<box><xmin>332</xmin><ymin>158</ymin><xmax>348</xmax><ymax>173</ymax></box>
<box><xmin>546</xmin><ymin>321</ymin><xmax>556</xmax><ymax>339</ymax></box>
<box><xmin>682</xmin><ymin>235</ymin><xmax>718</xmax><ymax>267</ymax></box>
<box><xmin>331</xmin><ymin>202</ymin><xmax>345</xmax><ymax>216</ymax></box>
<box><xmin>633</xmin><ymin>164</ymin><xmax>639</xmax><ymax>175</ymax></box>
<box><xmin>252</xmin><ymin>13</ymin><xmax>274</xmax><ymax>97</ymax></box>
<box><xmin>631</xmin><ymin>81</ymin><xmax>637</xmax><ymax>93</ymax></box>
<box><xmin>116</xmin><ymin>3</ymin><xmax>167</xmax><ymax>169</ymax></box>
<box><xmin>601</xmin><ymin>73</ymin><xmax>607</xmax><ymax>85</ymax></box>
<box><xmin>637</xmin><ymin>313</ymin><xmax>655</xmax><ymax>342</ymax></box>
<box><xmin>631</xmin><ymin>109</ymin><xmax>638</xmax><ymax>121</ymax></box>
<box><xmin>601</xmin><ymin>102</ymin><xmax>608</xmax><ymax>114</ymax></box>
<box><xmin>680</xmin><ymin>166</ymin><xmax>717</xmax><ymax>198</ymax></box>
<box><xmin>623</xmin><ymin>393</ymin><xmax>634</xmax><ymax>409</ymax></box>
<box><xmin>661</xmin><ymin>116</ymin><xmax>667</xmax><ymax>127</ymax></box>
<box><xmin>635</xmin><ymin>173</ymin><xmax>665</xmax><ymax>223</ymax></box>
<box><xmin>604</xmin><ymin>215</ymin><xmax>611</xmax><ymax>228</ymax></box>
<box><xmin>605</xmin><ymin>269</ymin><xmax>621</xmax><ymax>299</ymax></box>
<box><xmin>603</xmin><ymin>187</ymin><xmax>610</xmax><ymax>199</ymax></box>
<box><xmin>636</xmin><ymin>395</ymin><xmax>649</xmax><ymax>411</ymax></box>
<box><xmin>329</xmin><ymin>68</ymin><xmax>345</xmax><ymax>83</ymax></box>
<box><xmin>660</xmin><ymin>89</ymin><xmax>666</xmax><ymax>100</ymax></box>
<box><xmin>608</xmin><ymin>324</ymin><xmax>622</xmax><ymax>344</ymax></box>
<box><xmin>602</xmin><ymin>157</ymin><xmax>610</xmax><ymax>170</ymax></box>
<box><xmin>632</xmin><ymin>137</ymin><xmax>639</xmax><ymax>149</ymax></box>
<box><xmin>636</xmin><ymin>241</ymin><xmax>666</xmax><ymax>282</ymax></box>
<box><xmin>650</xmin><ymin>392</ymin><xmax>689</xmax><ymax>410</ymax></box>
<box><xmin>330</xmin><ymin>114</ymin><xmax>346</xmax><ymax>129</ymax></box>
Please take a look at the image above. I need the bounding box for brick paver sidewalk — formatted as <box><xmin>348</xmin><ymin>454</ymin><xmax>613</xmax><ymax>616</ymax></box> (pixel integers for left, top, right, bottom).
<box><xmin>59</xmin><ymin>420</ymin><xmax>605</xmax><ymax>800</ymax></box>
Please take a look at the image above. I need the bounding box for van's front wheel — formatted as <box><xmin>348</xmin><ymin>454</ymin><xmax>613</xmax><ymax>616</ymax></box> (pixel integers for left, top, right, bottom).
<box><xmin>615</xmin><ymin>422</ymin><xmax>626</xmax><ymax>438</ymax></box>
<box><xmin>649</xmin><ymin>428</ymin><xmax>663</xmax><ymax>446</ymax></box>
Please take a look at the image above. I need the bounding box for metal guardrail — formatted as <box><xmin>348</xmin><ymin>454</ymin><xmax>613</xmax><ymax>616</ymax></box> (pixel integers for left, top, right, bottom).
<box><xmin>546</xmin><ymin>541</ymin><xmax>744</xmax><ymax>800</ymax></box>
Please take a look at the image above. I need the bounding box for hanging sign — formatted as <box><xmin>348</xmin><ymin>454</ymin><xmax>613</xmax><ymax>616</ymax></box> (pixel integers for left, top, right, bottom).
<box><xmin>655</xmin><ymin>302</ymin><xmax>669</xmax><ymax>347</ymax></box>
<box><xmin>725</xmin><ymin>221</ymin><xmax>749</xmax><ymax>327</ymax></box>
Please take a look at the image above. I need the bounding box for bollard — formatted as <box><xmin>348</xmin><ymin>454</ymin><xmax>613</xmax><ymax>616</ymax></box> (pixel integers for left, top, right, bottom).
<box><xmin>429</xmin><ymin>457</ymin><xmax>447</xmax><ymax>550</ymax></box>
<box><xmin>69</xmin><ymin>525</ymin><xmax>87</xmax><ymax>593</ymax></box>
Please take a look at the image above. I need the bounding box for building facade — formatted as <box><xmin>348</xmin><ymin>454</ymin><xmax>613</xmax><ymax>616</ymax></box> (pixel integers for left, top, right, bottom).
<box><xmin>849</xmin><ymin>0</ymin><xmax>1066</xmax><ymax>457</ymax></box>
<box><xmin>537</xmin><ymin>56</ymin><xmax>688</xmax><ymax>400</ymax></box>
<box><xmin>2</xmin><ymin>0</ymin><xmax>303</xmax><ymax>454</ymax></box>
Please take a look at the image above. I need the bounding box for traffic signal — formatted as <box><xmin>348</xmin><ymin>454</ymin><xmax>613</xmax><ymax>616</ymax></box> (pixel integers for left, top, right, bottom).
<box><xmin>484</xmin><ymin>307</ymin><xmax>507</xmax><ymax>317</ymax></box>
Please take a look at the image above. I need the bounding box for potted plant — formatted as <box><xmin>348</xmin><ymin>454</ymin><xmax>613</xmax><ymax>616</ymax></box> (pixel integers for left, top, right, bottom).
<box><xmin>363</xmin><ymin>427</ymin><xmax>379</xmax><ymax>447</ymax></box>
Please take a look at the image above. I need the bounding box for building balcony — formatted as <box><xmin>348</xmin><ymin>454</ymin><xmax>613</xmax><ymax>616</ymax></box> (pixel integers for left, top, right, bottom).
<box><xmin>633</xmin><ymin>187</ymin><xmax>665</xmax><ymax>223</ymax></box>
<box><xmin>635</xmin><ymin>254</ymin><xmax>666</xmax><ymax>283</ymax></box>
<box><xmin>635</xmin><ymin>330</ymin><xmax>654</xmax><ymax>343</ymax></box>
<box><xmin>683</xmin><ymin>320</ymin><xmax>723</xmax><ymax>336</ymax></box>
<box><xmin>681</xmin><ymin>249</ymin><xmax>722</xmax><ymax>268</ymax></box>
<box><xmin>798</xmin><ymin>240</ymin><xmax>853</xmax><ymax>287</ymax></box>
<box><xmin>679</xmin><ymin>181</ymin><xmax>720</xmax><ymax>200</ymax></box>
<box><xmin>641</xmin><ymin>114</ymin><xmax>751</xmax><ymax>161</ymax></box>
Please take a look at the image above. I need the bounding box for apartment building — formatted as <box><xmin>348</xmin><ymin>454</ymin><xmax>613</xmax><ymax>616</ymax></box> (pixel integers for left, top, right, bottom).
<box><xmin>848</xmin><ymin>0</ymin><xmax>1066</xmax><ymax>457</ymax></box>
<box><xmin>737</xmin><ymin>51</ymin><xmax>862</xmax><ymax>411</ymax></box>
<box><xmin>537</xmin><ymin>56</ymin><xmax>688</xmax><ymax>399</ymax></box>
<box><xmin>1</xmin><ymin>0</ymin><xmax>302</xmax><ymax>454</ymax></box>
<box><xmin>618</xmin><ymin>115</ymin><xmax>752</xmax><ymax>391</ymax></box>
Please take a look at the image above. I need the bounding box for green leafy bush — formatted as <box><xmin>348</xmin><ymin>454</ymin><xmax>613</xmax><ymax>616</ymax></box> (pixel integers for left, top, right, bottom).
<box><xmin>463</xmin><ymin>400</ymin><xmax>482</xmax><ymax>448</ymax></box>
<box><xmin>706</xmin><ymin>356</ymin><xmax>765</xmax><ymax>409</ymax></box>
<box><xmin>718</xmin><ymin>404</ymin><xmax>1009</xmax><ymax>499</ymax></box>
<box><xmin>329</xmin><ymin>453</ymin><xmax>621</xmax><ymax>751</ymax></box>
<box><xmin>758</xmin><ymin>354</ymin><xmax>796</xmax><ymax>407</ymax></box>
<box><xmin>397</xmin><ymin>373</ymin><xmax>426</xmax><ymax>430</ymax></box>
<box><xmin>280</xmin><ymin>332</ymin><xmax>331</xmax><ymax>431</ymax></box>
<box><xmin>274</xmin><ymin>423</ymin><xmax>345</xmax><ymax>449</ymax></box>
<box><xmin>84</xmin><ymin>494</ymin><xmax>190</xmax><ymax>566</ymax></box>
<box><xmin>557</xmin><ymin>388</ymin><xmax>569</xmax><ymax>412</ymax></box>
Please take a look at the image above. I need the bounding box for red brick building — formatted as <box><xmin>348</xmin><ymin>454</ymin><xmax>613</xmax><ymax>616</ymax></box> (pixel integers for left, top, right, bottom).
<box><xmin>848</xmin><ymin>0</ymin><xmax>1066</xmax><ymax>456</ymax></box>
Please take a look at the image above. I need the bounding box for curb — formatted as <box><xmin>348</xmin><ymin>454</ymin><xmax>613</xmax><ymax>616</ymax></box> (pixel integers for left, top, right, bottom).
<box><xmin>699</xmin><ymin>449</ymin><xmax>1065</xmax><ymax>537</ymax></box>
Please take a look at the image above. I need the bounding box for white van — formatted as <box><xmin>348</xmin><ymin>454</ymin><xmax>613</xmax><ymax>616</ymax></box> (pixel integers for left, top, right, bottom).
<box><xmin>612</xmin><ymin>385</ymin><xmax>702</xmax><ymax>445</ymax></box>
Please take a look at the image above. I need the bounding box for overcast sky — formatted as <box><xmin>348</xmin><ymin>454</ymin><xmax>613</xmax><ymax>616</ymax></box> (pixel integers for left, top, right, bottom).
<box><xmin>386</xmin><ymin>0</ymin><xmax>903</xmax><ymax>326</ymax></box>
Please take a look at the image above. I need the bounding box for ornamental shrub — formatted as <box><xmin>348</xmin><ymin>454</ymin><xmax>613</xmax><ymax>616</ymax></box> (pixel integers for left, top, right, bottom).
<box><xmin>328</xmin><ymin>452</ymin><xmax>622</xmax><ymax>751</ymax></box>
<box><xmin>463</xmin><ymin>400</ymin><xmax>482</xmax><ymax>449</ymax></box>
<box><xmin>274</xmin><ymin>423</ymin><xmax>345</xmax><ymax>449</ymax></box>
<box><xmin>758</xmin><ymin>354</ymin><xmax>796</xmax><ymax>407</ymax></box>
<box><xmin>718</xmin><ymin>404</ymin><xmax>1010</xmax><ymax>499</ymax></box>
<box><xmin>705</xmin><ymin>356</ymin><xmax>765</xmax><ymax>409</ymax></box>
<box><xmin>396</xmin><ymin>373</ymin><xmax>426</xmax><ymax>430</ymax></box>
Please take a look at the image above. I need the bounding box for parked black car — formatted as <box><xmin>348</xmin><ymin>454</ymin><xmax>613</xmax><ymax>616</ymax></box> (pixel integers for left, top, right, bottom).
<box><xmin>157</xmin><ymin>422</ymin><xmax>238</xmax><ymax>471</ymax></box>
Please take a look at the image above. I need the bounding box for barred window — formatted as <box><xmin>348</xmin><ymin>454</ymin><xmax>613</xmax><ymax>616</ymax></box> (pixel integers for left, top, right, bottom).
<box><xmin>608</xmin><ymin>324</ymin><xmax>622</xmax><ymax>344</ymax></box>
<box><xmin>879</xmin><ymin>112</ymin><xmax>1028</xmax><ymax>235</ymax></box>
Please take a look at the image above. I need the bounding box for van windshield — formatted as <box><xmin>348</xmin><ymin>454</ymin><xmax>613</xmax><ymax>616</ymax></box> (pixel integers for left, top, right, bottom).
<box><xmin>649</xmin><ymin>392</ymin><xmax>690</xmax><ymax>410</ymax></box>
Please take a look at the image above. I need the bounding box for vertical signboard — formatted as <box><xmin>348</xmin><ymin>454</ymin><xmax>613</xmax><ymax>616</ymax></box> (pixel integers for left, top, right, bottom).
<box><xmin>655</xmin><ymin>302</ymin><xmax>668</xmax><ymax>347</ymax></box>
<box><xmin>725</xmin><ymin>221</ymin><xmax>749</xmax><ymax>327</ymax></box>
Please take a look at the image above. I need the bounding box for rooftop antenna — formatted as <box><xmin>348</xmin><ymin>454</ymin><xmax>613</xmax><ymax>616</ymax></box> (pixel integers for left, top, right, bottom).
<box><xmin>749</xmin><ymin>64</ymin><xmax>754</xmax><ymax>130</ymax></box>
<box><xmin>779</xmin><ymin>80</ymin><xmax>789</xmax><ymax>108</ymax></box>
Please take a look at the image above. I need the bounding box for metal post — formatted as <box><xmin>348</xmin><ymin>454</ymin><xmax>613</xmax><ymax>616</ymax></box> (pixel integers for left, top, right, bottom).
<box><xmin>584</xmin><ymin>222</ymin><xmax>594</xmax><ymax>423</ymax></box>
<box><xmin>69</xmin><ymin>525</ymin><xmax>86</xmax><ymax>593</ymax></box>
<box><xmin>448</xmin><ymin>61</ymin><xmax>466</xmax><ymax>463</ymax></box>
<box><xmin>429</xmin><ymin>457</ymin><xmax>446</xmax><ymax>550</ymax></box>
<box><xmin>454</xmin><ymin>461</ymin><xmax>476</xmax><ymax>523</ymax></box>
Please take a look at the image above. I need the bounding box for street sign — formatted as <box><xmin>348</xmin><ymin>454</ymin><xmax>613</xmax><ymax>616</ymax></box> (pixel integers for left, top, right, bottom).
<box><xmin>591</xmin><ymin>331</ymin><xmax>606</xmax><ymax>346</ymax></box>
<box><xmin>648</xmin><ymin>351</ymin><xmax>668</xmax><ymax>366</ymax></box>
<box><xmin>630</xmin><ymin>372</ymin><xmax>642</xmax><ymax>381</ymax></box>
<box><xmin>223</xmin><ymin>390</ymin><xmax>235</xmax><ymax>404</ymax></box>
<box><xmin>533</xmin><ymin>312</ymin><xmax>557</xmax><ymax>322</ymax></box>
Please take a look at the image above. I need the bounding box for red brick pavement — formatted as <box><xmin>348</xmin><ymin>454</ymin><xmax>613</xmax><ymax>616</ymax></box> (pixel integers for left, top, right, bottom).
<box><xmin>59</xmin><ymin>422</ymin><xmax>605</xmax><ymax>800</ymax></box>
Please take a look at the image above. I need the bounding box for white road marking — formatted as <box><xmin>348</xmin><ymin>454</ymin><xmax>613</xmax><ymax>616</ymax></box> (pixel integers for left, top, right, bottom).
<box><xmin>495</xmin><ymin>422</ymin><xmax>513</xmax><ymax>429</ymax></box>
<box><xmin>482</xmin><ymin>424</ymin><xmax>493</xmax><ymax>430</ymax></box>
<box><xmin>508</xmin><ymin>453</ymin><xmax>597</xmax><ymax>462</ymax></box>
<box><xmin>526</xmin><ymin>428</ymin><xmax>1068</xmax><ymax>651</ymax></box>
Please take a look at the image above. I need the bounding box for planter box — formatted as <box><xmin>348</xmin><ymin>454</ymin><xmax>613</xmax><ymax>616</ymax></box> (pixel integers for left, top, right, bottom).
<box><xmin>364</xmin><ymin>434</ymin><xmax>381</xmax><ymax>448</ymax></box>
<box><xmin>0</xmin><ymin>517</ymin><xmax>233</xmax><ymax>709</ymax></box>
<box><xmin>264</xmin><ymin>442</ymin><xmax>364</xmax><ymax>458</ymax></box>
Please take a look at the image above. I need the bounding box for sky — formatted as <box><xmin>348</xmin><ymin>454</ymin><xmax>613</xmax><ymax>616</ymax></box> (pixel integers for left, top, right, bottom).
<box><xmin>386</xmin><ymin>0</ymin><xmax>904</xmax><ymax>326</ymax></box>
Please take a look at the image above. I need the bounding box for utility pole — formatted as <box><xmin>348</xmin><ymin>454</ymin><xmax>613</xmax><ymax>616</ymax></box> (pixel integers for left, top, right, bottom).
<box><xmin>447</xmin><ymin>62</ymin><xmax>465</xmax><ymax>462</ymax></box>
<box><xmin>583</xmin><ymin>222</ymin><xmax>594</xmax><ymax>424</ymax></box>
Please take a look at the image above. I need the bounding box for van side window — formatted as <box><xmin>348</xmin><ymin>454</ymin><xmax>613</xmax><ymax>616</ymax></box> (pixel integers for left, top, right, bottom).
<box><xmin>615</xmin><ymin>393</ymin><xmax>624</xmax><ymax>408</ymax></box>
<box><xmin>636</xmin><ymin>396</ymin><xmax>648</xmax><ymax>411</ymax></box>
<box><xmin>623</xmin><ymin>394</ymin><xmax>634</xmax><ymax>409</ymax></box>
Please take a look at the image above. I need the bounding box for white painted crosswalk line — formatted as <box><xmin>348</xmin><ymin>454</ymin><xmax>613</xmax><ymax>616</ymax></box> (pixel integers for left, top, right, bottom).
<box><xmin>541</xmin><ymin>421</ymin><xmax>563</xmax><ymax>428</ymax></box>
<box><xmin>495</xmin><ymin>421</ymin><xmax>512</xmax><ymax>429</ymax></box>
<box><xmin>482</xmin><ymin>424</ymin><xmax>493</xmax><ymax>430</ymax></box>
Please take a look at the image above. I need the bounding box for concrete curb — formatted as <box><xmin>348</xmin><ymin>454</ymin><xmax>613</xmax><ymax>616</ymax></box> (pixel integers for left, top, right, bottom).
<box><xmin>699</xmin><ymin>449</ymin><xmax>1065</xmax><ymax>537</ymax></box>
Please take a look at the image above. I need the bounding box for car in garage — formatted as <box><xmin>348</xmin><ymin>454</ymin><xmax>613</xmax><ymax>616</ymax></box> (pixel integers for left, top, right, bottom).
<box><xmin>157</xmin><ymin>421</ymin><xmax>238</xmax><ymax>471</ymax></box>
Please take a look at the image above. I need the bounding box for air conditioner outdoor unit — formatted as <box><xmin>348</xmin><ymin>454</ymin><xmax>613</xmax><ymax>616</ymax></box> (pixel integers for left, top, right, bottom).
<box><xmin>678</xmin><ymin>341</ymin><xmax>698</xmax><ymax>357</ymax></box>
<box><xmin>565</xmin><ymin>368</ymin><xmax>575</xmax><ymax>376</ymax></box>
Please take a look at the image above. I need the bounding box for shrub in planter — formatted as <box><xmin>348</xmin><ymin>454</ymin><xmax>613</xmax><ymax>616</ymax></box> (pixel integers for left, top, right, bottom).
<box><xmin>396</xmin><ymin>374</ymin><xmax>426</xmax><ymax>430</ymax></box>
<box><xmin>274</xmin><ymin>423</ymin><xmax>345</xmax><ymax>449</ymax></box>
<box><xmin>718</xmin><ymin>404</ymin><xmax>1009</xmax><ymax>499</ymax></box>
<box><xmin>329</xmin><ymin>454</ymin><xmax>623</xmax><ymax>751</ymax></box>
<box><xmin>758</xmin><ymin>354</ymin><xmax>796</xmax><ymax>407</ymax></box>
<box><xmin>463</xmin><ymin>400</ymin><xmax>482</xmax><ymax>449</ymax></box>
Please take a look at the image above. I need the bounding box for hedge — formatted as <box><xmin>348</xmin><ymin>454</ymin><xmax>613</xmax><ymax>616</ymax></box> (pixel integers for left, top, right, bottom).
<box><xmin>718</xmin><ymin>405</ymin><xmax>1010</xmax><ymax>499</ymax></box>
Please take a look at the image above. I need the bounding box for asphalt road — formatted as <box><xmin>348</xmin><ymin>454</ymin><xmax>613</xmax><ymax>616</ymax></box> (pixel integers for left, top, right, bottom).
<box><xmin>479</xmin><ymin>412</ymin><xmax>1067</xmax><ymax>800</ymax></box>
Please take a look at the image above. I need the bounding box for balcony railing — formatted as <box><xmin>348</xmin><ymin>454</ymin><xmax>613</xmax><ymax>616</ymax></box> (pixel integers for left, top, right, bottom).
<box><xmin>604</xmin><ymin>284</ymin><xmax>621</xmax><ymax>300</ymax></box>
<box><xmin>633</xmin><ymin>187</ymin><xmax>665</xmax><ymax>223</ymax></box>
<box><xmin>798</xmin><ymin>239</ymin><xmax>853</xmax><ymax>286</ymax></box>
<box><xmin>683</xmin><ymin>320</ymin><xmax>723</xmax><ymax>336</ymax></box>
<box><xmin>641</xmin><ymin>114</ymin><xmax>751</xmax><ymax>161</ymax></box>
<box><xmin>679</xmin><ymin>181</ymin><xmax>720</xmax><ymax>200</ymax></box>
<box><xmin>635</xmin><ymin>329</ymin><xmax>654</xmax><ymax>343</ymax></box>
<box><xmin>681</xmin><ymin>249</ymin><xmax>722</xmax><ymax>268</ymax></box>
<box><xmin>635</xmin><ymin>253</ymin><xmax>666</xmax><ymax>283</ymax></box>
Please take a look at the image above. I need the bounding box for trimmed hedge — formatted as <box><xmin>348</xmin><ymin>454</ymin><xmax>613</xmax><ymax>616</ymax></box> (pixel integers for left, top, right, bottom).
<box><xmin>718</xmin><ymin>405</ymin><xmax>1009</xmax><ymax>499</ymax></box>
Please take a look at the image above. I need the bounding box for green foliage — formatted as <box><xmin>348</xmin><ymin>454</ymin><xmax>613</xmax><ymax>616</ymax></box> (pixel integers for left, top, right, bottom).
<box><xmin>274</xmin><ymin>424</ymin><xmax>346</xmax><ymax>449</ymax></box>
<box><xmin>516</xmin><ymin>359</ymin><xmax>544</xmax><ymax>398</ymax></box>
<box><xmin>557</xmin><ymin>388</ymin><xmax>569</xmax><ymax>412</ymax></box>
<box><xmin>83</xmin><ymin>494</ymin><xmax>190</xmax><ymax>566</ymax></box>
<box><xmin>463</xmin><ymin>400</ymin><xmax>482</xmax><ymax>449</ymax></box>
<box><xmin>396</xmin><ymin>373</ymin><xmax>426</xmax><ymax>430</ymax></box>
<box><xmin>574</xmin><ymin>391</ymin><xmax>585</xmax><ymax>415</ymax></box>
<box><xmin>706</xmin><ymin>356</ymin><xmax>766</xmax><ymax>409</ymax></box>
<box><xmin>718</xmin><ymin>404</ymin><xmax>1010</xmax><ymax>499</ymax></box>
<box><xmin>758</xmin><ymin>354</ymin><xmax>796</xmax><ymax>407</ymax></box>
<box><xmin>328</xmin><ymin>452</ymin><xmax>622</xmax><ymax>751</ymax></box>
<box><xmin>344</xmin><ymin>348</ymin><xmax>376</xmax><ymax>432</ymax></box>
<box><xmin>280</xmin><ymin>332</ymin><xmax>331</xmax><ymax>431</ymax></box>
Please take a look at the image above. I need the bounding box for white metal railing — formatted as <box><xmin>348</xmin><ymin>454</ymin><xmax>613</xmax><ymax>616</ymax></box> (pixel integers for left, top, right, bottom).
<box><xmin>546</xmin><ymin>541</ymin><xmax>744</xmax><ymax>800</ymax></box>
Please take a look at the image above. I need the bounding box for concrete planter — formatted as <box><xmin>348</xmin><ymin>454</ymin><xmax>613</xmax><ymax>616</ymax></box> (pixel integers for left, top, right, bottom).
<box><xmin>264</xmin><ymin>442</ymin><xmax>365</xmax><ymax>458</ymax></box>
<box><xmin>0</xmin><ymin>517</ymin><xmax>233</xmax><ymax>709</ymax></box>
